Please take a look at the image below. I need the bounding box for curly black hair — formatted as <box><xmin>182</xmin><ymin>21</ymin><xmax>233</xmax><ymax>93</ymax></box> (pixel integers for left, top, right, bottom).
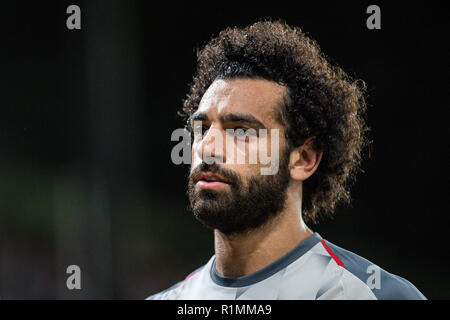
<box><xmin>179</xmin><ymin>19</ymin><xmax>370</xmax><ymax>224</ymax></box>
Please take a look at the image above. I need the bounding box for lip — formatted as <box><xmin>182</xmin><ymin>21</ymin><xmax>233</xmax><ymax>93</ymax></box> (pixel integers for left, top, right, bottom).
<box><xmin>194</xmin><ymin>172</ymin><xmax>231</xmax><ymax>190</ymax></box>
<box><xmin>194</xmin><ymin>172</ymin><xmax>230</xmax><ymax>184</ymax></box>
<box><xmin>196</xmin><ymin>180</ymin><xmax>230</xmax><ymax>190</ymax></box>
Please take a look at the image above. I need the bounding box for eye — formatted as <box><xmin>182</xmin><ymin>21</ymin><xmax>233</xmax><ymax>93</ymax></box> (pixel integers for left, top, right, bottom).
<box><xmin>234</xmin><ymin>127</ymin><xmax>247</xmax><ymax>136</ymax></box>
<box><xmin>229</xmin><ymin>127</ymin><xmax>258</xmax><ymax>138</ymax></box>
<box><xmin>193</xmin><ymin>123</ymin><xmax>209</xmax><ymax>135</ymax></box>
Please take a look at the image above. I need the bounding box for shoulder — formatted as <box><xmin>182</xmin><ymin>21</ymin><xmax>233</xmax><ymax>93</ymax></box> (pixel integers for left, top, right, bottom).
<box><xmin>321</xmin><ymin>238</ymin><xmax>426</xmax><ymax>300</ymax></box>
<box><xmin>145</xmin><ymin>264</ymin><xmax>206</xmax><ymax>300</ymax></box>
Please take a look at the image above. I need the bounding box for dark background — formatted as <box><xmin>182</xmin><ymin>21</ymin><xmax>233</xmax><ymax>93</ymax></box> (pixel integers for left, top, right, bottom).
<box><xmin>0</xmin><ymin>0</ymin><xmax>448</xmax><ymax>299</ymax></box>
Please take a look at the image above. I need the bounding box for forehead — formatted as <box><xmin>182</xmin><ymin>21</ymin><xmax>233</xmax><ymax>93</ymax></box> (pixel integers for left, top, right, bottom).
<box><xmin>197</xmin><ymin>78</ymin><xmax>287</xmax><ymax>126</ymax></box>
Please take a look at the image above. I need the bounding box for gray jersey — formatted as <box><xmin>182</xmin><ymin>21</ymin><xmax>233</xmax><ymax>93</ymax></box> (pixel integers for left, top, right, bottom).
<box><xmin>147</xmin><ymin>233</ymin><xmax>426</xmax><ymax>300</ymax></box>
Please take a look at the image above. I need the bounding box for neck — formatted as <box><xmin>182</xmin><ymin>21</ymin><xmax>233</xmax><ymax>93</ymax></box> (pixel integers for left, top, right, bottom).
<box><xmin>213</xmin><ymin>187</ymin><xmax>313</xmax><ymax>278</ymax></box>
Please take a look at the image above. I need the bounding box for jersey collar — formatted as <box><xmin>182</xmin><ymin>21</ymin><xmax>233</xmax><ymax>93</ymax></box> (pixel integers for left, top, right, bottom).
<box><xmin>210</xmin><ymin>232</ymin><xmax>323</xmax><ymax>288</ymax></box>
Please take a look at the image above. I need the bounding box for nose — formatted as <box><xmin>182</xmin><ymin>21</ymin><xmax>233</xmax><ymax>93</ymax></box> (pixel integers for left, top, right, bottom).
<box><xmin>196</xmin><ymin>125</ymin><xmax>225</xmax><ymax>164</ymax></box>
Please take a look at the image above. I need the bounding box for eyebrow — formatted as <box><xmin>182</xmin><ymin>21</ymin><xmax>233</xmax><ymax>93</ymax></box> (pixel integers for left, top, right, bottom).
<box><xmin>188</xmin><ymin>112</ymin><xmax>266</xmax><ymax>129</ymax></box>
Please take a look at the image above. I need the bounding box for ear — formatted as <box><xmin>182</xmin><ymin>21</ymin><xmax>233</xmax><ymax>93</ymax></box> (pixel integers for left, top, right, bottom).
<box><xmin>289</xmin><ymin>137</ymin><xmax>323</xmax><ymax>181</ymax></box>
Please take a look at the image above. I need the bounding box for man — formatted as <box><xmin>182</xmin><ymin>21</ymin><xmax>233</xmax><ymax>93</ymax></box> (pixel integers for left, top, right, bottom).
<box><xmin>147</xmin><ymin>20</ymin><xmax>425</xmax><ymax>300</ymax></box>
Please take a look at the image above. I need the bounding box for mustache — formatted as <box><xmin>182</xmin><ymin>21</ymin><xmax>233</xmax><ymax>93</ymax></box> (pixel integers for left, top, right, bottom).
<box><xmin>189</xmin><ymin>162</ymin><xmax>240</xmax><ymax>186</ymax></box>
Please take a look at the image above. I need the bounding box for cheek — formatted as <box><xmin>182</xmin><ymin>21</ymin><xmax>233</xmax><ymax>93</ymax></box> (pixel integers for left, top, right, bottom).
<box><xmin>225</xmin><ymin>136</ymin><xmax>260</xmax><ymax>166</ymax></box>
<box><xmin>247</xmin><ymin>139</ymin><xmax>260</xmax><ymax>164</ymax></box>
<box><xmin>191</xmin><ymin>141</ymin><xmax>203</xmax><ymax>167</ymax></box>
<box><xmin>259</xmin><ymin>129</ymin><xmax>285</xmax><ymax>167</ymax></box>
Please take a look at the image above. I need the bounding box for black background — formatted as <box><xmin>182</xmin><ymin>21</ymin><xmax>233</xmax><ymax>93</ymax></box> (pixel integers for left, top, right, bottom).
<box><xmin>0</xmin><ymin>1</ymin><xmax>448</xmax><ymax>299</ymax></box>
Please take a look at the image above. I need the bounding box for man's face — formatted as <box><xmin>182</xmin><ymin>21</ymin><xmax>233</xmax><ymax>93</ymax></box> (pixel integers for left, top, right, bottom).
<box><xmin>187</xmin><ymin>78</ymin><xmax>292</xmax><ymax>235</ymax></box>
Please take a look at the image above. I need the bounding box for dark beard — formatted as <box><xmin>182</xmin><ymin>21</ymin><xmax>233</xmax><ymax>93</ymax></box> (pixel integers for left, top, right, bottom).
<box><xmin>187</xmin><ymin>151</ymin><xmax>291</xmax><ymax>236</ymax></box>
